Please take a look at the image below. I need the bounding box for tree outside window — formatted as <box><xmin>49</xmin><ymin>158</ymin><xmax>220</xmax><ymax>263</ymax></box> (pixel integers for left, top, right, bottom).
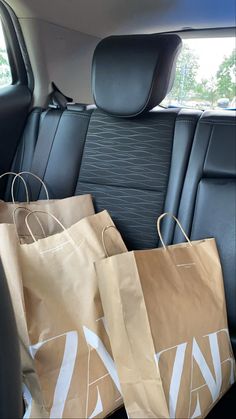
<box><xmin>0</xmin><ymin>19</ymin><xmax>12</xmax><ymax>88</ymax></box>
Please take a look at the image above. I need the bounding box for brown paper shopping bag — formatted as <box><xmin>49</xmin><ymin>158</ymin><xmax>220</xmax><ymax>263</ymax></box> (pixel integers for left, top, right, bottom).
<box><xmin>96</xmin><ymin>213</ymin><xmax>236</xmax><ymax>418</ymax></box>
<box><xmin>0</xmin><ymin>171</ymin><xmax>94</xmax><ymax>243</ymax></box>
<box><xmin>0</xmin><ymin>223</ymin><xmax>49</xmax><ymax>418</ymax></box>
<box><xmin>0</xmin><ymin>210</ymin><xmax>127</xmax><ymax>418</ymax></box>
<box><xmin>0</xmin><ymin>172</ymin><xmax>94</xmax><ymax>417</ymax></box>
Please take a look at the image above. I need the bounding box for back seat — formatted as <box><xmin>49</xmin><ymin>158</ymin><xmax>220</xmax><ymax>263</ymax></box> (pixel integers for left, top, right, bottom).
<box><xmin>174</xmin><ymin>109</ymin><xmax>236</xmax><ymax>418</ymax></box>
<box><xmin>6</xmin><ymin>107</ymin><xmax>92</xmax><ymax>200</ymax></box>
<box><xmin>6</xmin><ymin>33</ymin><xmax>202</xmax><ymax>251</ymax></box>
<box><xmin>8</xmin><ymin>104</ymin><xmax>201</xmax><ymax>251</ymax></box>
<box><xmin>2</xmin><ymin>33</ymin><xmax>235</xmax><ymax>417</ymax></box>
<box><xmin>173</xmin><ymin>110</ymin><xmax>236</xmax><ymax>352</ymax></box>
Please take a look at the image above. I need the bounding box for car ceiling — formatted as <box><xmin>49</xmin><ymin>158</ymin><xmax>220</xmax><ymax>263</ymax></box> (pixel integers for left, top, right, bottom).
<box><xmin>4</xmin><ymin>0</ymin><xmax>236</xmax><ymax>37</ymax></box>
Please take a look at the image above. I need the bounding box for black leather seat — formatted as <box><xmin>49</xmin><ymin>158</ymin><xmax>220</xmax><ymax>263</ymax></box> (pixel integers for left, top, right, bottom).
<box><xmin>172</xmin><ymin>110</ymin><xmax>236</xmax><ymax>418</ymax></box>
<box><xmin>173</xmin><ymin>110</ymin><xmax>236</xmax><ymax>354</ymax></box>
<box><xmin>6</xmin><ymin>107</ymin><xmax>93</xmax><ymax>200</ymax></box>
<box><xmin>1</xmin><ymin>33</ymin><xmax>235</xmax><ymax>418</ymax></box>
<box><xmin>7</xmin><ymin>33</ymin><xmax>201</xmax><ymax>251</ymax></box>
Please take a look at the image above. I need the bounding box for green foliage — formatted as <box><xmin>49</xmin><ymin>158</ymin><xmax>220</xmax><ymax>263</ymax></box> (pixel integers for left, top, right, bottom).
<box><xmin>195</xmin><ymin>77</ymin><xmax>217</xmax><ymax>106</ymax></box>
<box><xmin>216</xmin><ymin>49</ymin><xmax>236</xmax><ymax>100</ymax></box>
<box><xmin>0</xmin><ymin>48</ymin><xmax>8</xmax><ymax>65</ymax></box>
<box><xmin>0</xmin><ymin>48</ymin><xmax>11</xmax><ymax>86</ymax></box>
<box><xmin>169</xmin><ymin>44</ymin><xmax>199</xmax><ymax>103</ymax></box>
<box><xmin>167</xmin><ymin>45</ymin><xmax>236</xmax><ymax>108</ymax></box>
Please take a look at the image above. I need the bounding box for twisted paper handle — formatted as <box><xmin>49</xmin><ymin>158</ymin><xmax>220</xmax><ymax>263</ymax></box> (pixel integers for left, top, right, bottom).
<box><xmin>0</xmin><ymin>172</ymin><xmax>29</xmax><ymax>203</ymax></box>
<box><xmin>157</xmin><ymin>212</ymin><xmax>192</xmax><ymax>250</ymax></box>
<box><xmin>11</xmin><ymin>171</ymin><xmax>49</xmax><ymax>201</ymax></box>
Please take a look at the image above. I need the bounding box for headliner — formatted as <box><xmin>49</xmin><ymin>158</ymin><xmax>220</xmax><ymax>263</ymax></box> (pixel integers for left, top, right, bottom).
<box><xmin>5</xmin><ymin>0</ymin><xmax>236</xmax><ymax>38</ymax></box>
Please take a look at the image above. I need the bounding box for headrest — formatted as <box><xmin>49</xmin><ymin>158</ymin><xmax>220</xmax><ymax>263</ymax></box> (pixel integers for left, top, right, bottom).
<box><xmin>92</xmin><ymin>33</ymin><xmax>182</xmax><ymax>117</ymax></box>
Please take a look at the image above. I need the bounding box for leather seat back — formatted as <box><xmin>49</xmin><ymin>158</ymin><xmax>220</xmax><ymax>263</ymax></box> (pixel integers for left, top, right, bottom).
<box><xmin>7</xmin><ymin>33</ymin><xmax>197</xmax><ymax>251</ymax></box>
<box><xmin>75</xmin><ymin>107</ymin><xmax>179</xmax><ymax>249</ymax></box>
<box><xmin>6</xmin><ymin>107</ymin><xmax>92</xmax><ymax>201</ymax></box>
<box><xmin>174</xmin><ymin>110</ymin><xmax>236</xmax><ymax>351</ymax></box>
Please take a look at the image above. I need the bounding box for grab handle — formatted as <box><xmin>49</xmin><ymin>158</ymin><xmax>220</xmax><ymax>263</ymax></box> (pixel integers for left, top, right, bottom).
<box><xmin>157</xmin><ymin>213</ymin><xmax>192</xmax><ymax>250</ymax></box>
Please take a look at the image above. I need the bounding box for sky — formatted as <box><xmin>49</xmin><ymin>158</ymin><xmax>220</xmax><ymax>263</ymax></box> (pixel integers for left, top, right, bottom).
<box><xmin>184</xmin><ymin>37</ymin><xmax>236</xmax><ymax>82</ymax></box>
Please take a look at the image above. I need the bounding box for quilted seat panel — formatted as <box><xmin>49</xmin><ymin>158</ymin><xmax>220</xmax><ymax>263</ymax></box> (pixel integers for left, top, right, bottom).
<box><xmin>76</xmin><ymin>109</ymin><xmax>177</xmax><ymax>249</ymax></box>
<box><xmin>77</xmin><ymin>182</ymin><xmax>165</xmax><ymax>249</ymax></box>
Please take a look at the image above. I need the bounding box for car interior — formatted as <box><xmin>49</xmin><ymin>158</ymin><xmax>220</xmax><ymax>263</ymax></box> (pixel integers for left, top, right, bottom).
<box><xmin>0</xmin><ymin>0</ymin><xmax>235</xmax><ymax>418</ymax></box>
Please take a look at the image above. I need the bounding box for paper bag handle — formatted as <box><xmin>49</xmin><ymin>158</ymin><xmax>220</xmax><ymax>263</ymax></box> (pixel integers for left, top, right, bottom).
<box><xmin>25</xmin><ymin>210</ymin><xmax>77</xmax><ymax>247</ymax></box>
<box><xmin>11</xmin><ymin>171</ymin><xmax>50</xmax><ymax>201</ymax></box>
<box><xmin>13</xmin><ymin>206</ymin><xmax>47</xmax><ymax>242</ymax></box>
<box><xmin>102</xmin><ymin>225</ymin><xmax>124</xmax><ymax>257</ymax></box>
<box><xmin>0</xmin><ymin>172</ymin><xmax>29</xmax><ymax>203</ymax></box>
<box><xmin>157</xmin><ymin>212</ymin><xmax>192</xmax><ymax>249</ymax></box>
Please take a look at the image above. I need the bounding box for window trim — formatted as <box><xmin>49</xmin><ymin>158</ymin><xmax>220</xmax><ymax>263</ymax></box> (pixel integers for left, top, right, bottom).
<box><xmin>0</xmin><ymin>0</ymin><xmax>34</xmax><ymax>90</ymax></box>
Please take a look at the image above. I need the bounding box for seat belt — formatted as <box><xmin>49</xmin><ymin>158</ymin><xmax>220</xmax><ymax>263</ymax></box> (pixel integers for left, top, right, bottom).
<box><xmin>29</xmin><ymin>109</ymin><xmax>63</xmax><ymax>200</ymax></box>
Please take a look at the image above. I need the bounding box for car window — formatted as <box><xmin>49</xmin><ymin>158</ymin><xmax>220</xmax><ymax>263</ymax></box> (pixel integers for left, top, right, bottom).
<box><xmin>161</xmin><ymin>37</ymin><xmax>236</xmax><ymax>110</ymax></box>
<box><xmin>0</xmin><ymin>18</ymin><xmax>12</xmax><ymax>88</ymax></box>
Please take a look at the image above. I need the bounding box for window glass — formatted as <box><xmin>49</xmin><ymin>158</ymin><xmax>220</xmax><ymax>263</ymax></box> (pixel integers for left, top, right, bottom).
<box><xmin>161</xmin><ymin>37</ymin><xmax>236</xmax><ymax>110</ymax></box>
<box><xmin>0</xmin><ymin>18</ymin><xmax>12</xmax><ymax>88</ymax></box>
